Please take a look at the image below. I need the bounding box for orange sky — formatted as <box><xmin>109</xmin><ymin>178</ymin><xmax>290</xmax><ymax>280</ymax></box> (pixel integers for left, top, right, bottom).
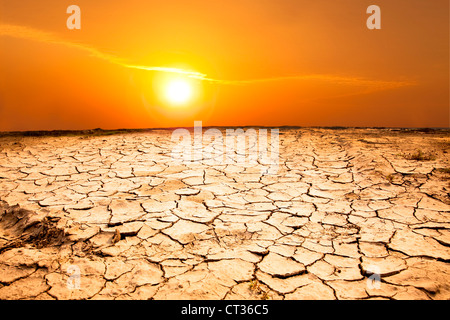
<box><xmin>0</xmin><ymin>0</ymin><xmax>448</xmax><ymax>131</ymax></box>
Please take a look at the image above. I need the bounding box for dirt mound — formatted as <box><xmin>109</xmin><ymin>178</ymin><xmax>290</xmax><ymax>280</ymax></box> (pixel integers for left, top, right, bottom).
<box><xmin>0</xmin><ymin>201</ymin><xmax>65</xmax><ymax>252</ymax></box>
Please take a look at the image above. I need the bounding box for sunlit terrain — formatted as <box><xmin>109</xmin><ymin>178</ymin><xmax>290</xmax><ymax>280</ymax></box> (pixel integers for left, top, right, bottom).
<box><xmin>0</xmin><ymin>128</ymin><xmax>449</xmax><ymax>299</ymax></box>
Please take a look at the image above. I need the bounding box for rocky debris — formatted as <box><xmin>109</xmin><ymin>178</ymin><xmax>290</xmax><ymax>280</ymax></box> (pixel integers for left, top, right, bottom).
<box><xmin>0</xmin><ymin>128</ymin><xmax>449</xmax><ymax>299</ymax></box>
<box><xmin>0</xmin><ymin>201</ymin><xmax>65</xmax><ymax>251</ymax></box>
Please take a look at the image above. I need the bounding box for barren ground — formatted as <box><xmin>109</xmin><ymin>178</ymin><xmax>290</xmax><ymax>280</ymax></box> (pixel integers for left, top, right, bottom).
<box><xmin>0</xmin><ymin>127</ymin><xmax>449</xmax><ymax>300</ymax></box>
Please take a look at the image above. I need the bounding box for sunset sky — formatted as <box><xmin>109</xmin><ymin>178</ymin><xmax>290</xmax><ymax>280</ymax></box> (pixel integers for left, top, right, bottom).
<box><xmin>0</xmin><ymin>0</ymin><xmax>448</xmax><ymax>131</ymax></box>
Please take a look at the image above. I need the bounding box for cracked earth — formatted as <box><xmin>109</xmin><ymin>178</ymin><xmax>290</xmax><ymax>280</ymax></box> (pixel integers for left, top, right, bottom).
<box><xmin>0</xmin><ymin>127</ymin><xmax>449</xmax><ymax>300</ymax></box>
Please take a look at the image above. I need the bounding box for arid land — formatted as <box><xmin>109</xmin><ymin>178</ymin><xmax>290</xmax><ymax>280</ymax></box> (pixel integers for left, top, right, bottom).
<box><xmin>0</xmin><ymin>127</ymin><xmax>449</xmax><ymax>300</ymax></box>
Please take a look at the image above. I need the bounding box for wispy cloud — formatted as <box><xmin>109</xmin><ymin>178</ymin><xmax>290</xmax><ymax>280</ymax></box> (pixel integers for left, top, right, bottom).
<box><xmin>124</xmin><ymin>64</ymin><xmax>207</xmax><ymax>79</ymax></box>
<box><xmin>0</xmin><ymin>23</ymin><xmax>205</xmax><ymax>78</ymax></box>
<box><xmin>201</xmin><ymin>74</ymin><xmax>415</xmax><ymax>92</ymax></box>
<box><xmin>0</xmin><ymin>23</ymin><xmax>416</xmax><ymax>92</ymax></box>
<box><xmin>0</xmin><ymin>24</ymin><xmax>125</xmax><ymax>65</ymax></box>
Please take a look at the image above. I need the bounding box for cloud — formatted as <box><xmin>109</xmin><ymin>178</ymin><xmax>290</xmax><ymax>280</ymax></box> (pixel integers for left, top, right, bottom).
<box><xmin>0</xmin><ymin>23</ymin><xmax>416</xmax><ymax>93</ymax></box>
<box><xmin>203</xmin><ymin>74</ymin><xmax>415</xmax><ymax>91</ymax></box>
<box><xmin>0</xmin><ymin>23</ymin><xmax>203</xmax><ymax>78</ymax></box>
<box><xmin>0</xmin><ymin>23</ymin><xmax>124</xmax><ymax>64</ymax></box>
<box><xmin>124</xmin><ymin>64</ymin><xmax>207</xmax><ymax>79</ymax></box>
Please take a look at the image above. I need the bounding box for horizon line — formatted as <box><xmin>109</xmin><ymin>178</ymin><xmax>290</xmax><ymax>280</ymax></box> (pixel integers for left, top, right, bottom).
<box><xmin>1</xmin><ymin>126</ymin><xmax>448</xmax><ymax>137</ymax></box>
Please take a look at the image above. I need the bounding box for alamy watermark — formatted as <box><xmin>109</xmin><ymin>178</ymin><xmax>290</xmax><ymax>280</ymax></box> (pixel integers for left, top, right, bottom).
<box><xmin>171</xmin><ymin>121</ymin><xmax>280</xmax><ymax>175</ymax></box>
<box><xmin>67</xmin><ymin>264</ymin><xmax>81</xmax><ymax>290</ymax></box>
<box><xmin>366</xmin><ymin>5</ymin><xmax>381</xmax><ymax>30</ymax></box>
<box><xmin>66</xmin><ymin>5</ymin><xmax>381</xmax><ymax>30</ymax></box>
<box><xmin>366</xmin><ymin>265</ymin><xmax>381</xmax><ymax>290</ymax></box>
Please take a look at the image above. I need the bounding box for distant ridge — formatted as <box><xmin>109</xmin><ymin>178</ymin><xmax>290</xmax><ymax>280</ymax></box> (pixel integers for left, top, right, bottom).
<box><xmin>0</xmin><ymin>126</ymin><xmax>448</xmax><ymax>137</ymax></box>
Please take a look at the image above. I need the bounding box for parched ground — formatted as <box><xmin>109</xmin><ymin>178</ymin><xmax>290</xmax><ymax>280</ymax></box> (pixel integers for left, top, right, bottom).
<box><xmin>0</xmin><ymin>127</ymin><xmax>449</xmax><ymax>300</ymax></box>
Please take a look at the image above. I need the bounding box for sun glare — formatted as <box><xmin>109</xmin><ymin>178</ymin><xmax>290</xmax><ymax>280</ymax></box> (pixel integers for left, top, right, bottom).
<box><xmin>165</xmin><ymin>79</ymin><xmax>192</xmax><ymax>105</ymax></box>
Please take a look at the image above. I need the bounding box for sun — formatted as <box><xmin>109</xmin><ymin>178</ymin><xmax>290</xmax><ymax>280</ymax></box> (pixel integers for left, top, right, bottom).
<box><xmin>165</xmin><ymin>79</ymin><xmax>192</xmax><ymax>105</ymax></box>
